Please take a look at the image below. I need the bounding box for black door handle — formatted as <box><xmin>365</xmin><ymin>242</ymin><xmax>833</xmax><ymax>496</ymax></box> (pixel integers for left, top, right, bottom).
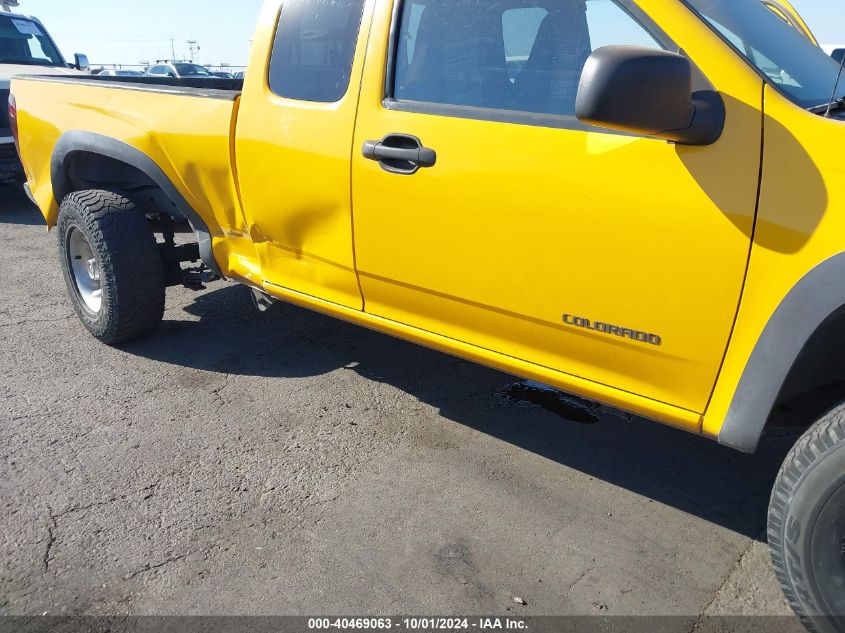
<box><xmin>363</xmin><ymin>134</ymin><xmax>436</xmax><ymax>175</ymax></box>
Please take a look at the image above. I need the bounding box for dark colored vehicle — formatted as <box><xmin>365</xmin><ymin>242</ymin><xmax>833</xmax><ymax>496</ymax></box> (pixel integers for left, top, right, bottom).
<box><xmin>145</xmin><ymin>62</ymin><xmax>221</xmax><ymax>80</ymax></box>
<box><xmin>0</xmin><ymin>11</ymin><xmax>85</xmax><ymax>185</ymax></box>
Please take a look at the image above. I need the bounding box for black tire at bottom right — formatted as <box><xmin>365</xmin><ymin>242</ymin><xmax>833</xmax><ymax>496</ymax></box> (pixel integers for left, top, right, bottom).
<box><xmin>769</xmin><ymin>409</ymin><xmax>845</xmax><ymax>633</ymax></box>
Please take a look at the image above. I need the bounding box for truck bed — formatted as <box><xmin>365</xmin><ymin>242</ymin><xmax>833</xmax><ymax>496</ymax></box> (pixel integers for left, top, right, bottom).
<box><xmin>19</xmin><ymin>73</ymin><xmax>244</xmax><ymax>97</ymax></box>
<box><xmin>11</xmin><ymin>72</ymin><xmax>247</xmax><ymax>243</ymax></box>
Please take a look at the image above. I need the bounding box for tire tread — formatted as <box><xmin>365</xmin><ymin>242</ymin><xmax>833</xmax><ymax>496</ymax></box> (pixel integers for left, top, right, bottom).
<box><xmin>57</xmin><ymin>190</ymin><xmax>165</xmax><ymax>344</ymax></box>
<box><xmin>769</xmin><ymin>409</ymin><xmax>845</xmax><ymax>633</ymax></box>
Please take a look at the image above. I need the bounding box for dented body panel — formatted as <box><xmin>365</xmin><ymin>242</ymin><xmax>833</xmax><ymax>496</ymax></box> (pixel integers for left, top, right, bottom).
<box><xmin>15</xmin><ymin>78</ymin><xmax>246</xmax><ymax>251</ymax></box>
<box><xmin>12</xmin><ymin>0</ymin><xmax>845</xmax><ymax>453</ymax></box>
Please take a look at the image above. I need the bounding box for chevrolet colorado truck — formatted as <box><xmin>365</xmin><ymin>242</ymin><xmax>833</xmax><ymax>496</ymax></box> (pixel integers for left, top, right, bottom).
<box><xmin>11</xmin><ymin>0</ymin><xmax>845</xmax><ymax>628</ymax></box>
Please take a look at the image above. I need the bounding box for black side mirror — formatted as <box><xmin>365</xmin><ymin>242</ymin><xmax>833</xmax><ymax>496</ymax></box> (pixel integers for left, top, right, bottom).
<box><xmin>832</xmin><ymin>49</ymin><xmax>845</xmax><ymax>65</ymax></box>
<box><xmin>73</xmin><ymin>53</ymin><xmax>90</xmax><ymax>72</ymax></box>
<box><xmin>576</xmin><ymin>46</ymin><xmax>724</xmax><ymax>146</ymax></box>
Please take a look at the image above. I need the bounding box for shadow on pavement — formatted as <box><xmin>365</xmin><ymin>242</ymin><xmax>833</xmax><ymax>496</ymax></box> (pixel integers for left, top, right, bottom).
<box><xmin>122</xmin><ymin>283</ymin><xmax>806</xmax><ymax>541</ymax></box>
<box><xmin>0</xmin><ymin>185</ymin><xmax>44</xmax><ymax>226</ymax></box>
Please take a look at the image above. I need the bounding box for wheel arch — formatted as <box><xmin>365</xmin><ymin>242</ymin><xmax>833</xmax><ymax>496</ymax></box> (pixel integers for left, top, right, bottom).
<box><xmin>51</xmin><ymin>131</ymin><xmax>221</xmax><ymax>276</ymax></box>
<box><xmin>720</xmin><ymin>252</ymin><xmax>845</xmax><ymax>453</ymax></box>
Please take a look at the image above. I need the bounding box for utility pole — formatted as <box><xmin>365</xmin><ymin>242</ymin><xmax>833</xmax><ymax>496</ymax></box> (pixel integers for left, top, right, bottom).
<box><xmin>170</xmin><ymin>36</ymin><xmax>176</xmax><ymax>61</ymax></box>
<box><xmin>187</xmin><ymin>40</ymin><xmax>200</xmax><ymax>63</ymax></box>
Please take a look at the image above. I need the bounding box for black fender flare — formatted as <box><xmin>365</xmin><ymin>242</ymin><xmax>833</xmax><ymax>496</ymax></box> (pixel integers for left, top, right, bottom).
<box><xmin>719</xmin><ymin>252</ymin><xmax>845</xmax><ymax>453</ymax></box>
<box><xmin>50</xmin><ymin>131</ymin><xmax>221</xmax><ymax>276</ymax></box>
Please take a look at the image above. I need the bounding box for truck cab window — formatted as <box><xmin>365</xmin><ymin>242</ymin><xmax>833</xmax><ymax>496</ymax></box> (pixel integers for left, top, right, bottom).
<box><xmin>502</xmin><ymin>7</ymin><xmax>548</xmax><ymax>83</ymax></box>
<box><xmin>269</xmin><ymin>0</ymin><xmax>367</xmax><ymax>103</ymax></box>
<box><xmin>393</xmin><ymin>0</ymin><xmax>660</xmax><ymax>118</ymax></box>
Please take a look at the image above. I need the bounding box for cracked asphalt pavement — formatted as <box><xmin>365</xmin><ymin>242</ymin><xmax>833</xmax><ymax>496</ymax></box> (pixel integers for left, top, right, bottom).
<box><xmin>0</xmin><ymin>189</ymin><xmax>806</xmax><ymax>624</ymax></box>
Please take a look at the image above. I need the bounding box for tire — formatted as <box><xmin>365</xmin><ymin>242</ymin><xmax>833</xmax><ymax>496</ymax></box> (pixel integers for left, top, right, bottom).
<box><xmin>769</xmin><ymin>409</ymin><xmax>845</xmax><ymax>633</ymax></box>
<box><xmin>57</xmin><ymin>190</ymin><xmax>165</xmax><ymax>345</ymax></box>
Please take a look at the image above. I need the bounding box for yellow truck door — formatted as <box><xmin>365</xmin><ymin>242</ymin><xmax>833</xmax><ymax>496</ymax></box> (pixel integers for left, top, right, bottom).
<box><xmin>235</xmin><ymin>0</ymin><xmax>374</xmax><ymax>309</ymax></box>
<box><xmin>350</xmin><ymin>0</ymin><xmax>764</xmax><ymax>415</ymax></box>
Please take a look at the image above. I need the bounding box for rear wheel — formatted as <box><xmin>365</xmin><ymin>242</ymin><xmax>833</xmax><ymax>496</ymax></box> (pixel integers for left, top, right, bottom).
<box><xmin>57</xmin><ymin>190</ymin><xmax>165</xmax><ymax>344</ymax></box>
<box><xmin>769</xmin><ymin>409</ymin><xmax>845</xmax><ymax>633</ymax></box>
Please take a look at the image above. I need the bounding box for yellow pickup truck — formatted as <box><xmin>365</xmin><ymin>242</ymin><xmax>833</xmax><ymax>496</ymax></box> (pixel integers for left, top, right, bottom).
<box><xmin>11</xmin><ymin>0</ymin><xmax>845</xmax><ymax>627</ymax></box>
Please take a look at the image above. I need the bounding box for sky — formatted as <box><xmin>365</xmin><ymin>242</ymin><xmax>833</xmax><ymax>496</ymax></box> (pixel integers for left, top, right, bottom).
<box><xmin>13</xmin><ymin>0</ymin><xmax>845</xmax><ymax>70</ymax></box>
<box><xmin>26</xmin><ymin>0</ymin><xmax>264</xmax><ymax>69</ymax></box>
<box><xmin>789</xmin><ymin>0</ymin><xmax>845</xmax><ymax>45</ymax></box>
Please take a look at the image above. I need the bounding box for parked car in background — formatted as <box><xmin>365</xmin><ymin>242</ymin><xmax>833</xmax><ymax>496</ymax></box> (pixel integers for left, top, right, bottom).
<box><xmin>211</xmin><ymin>71</ymin><xmax>234</xmax><ymax>79</ymax></box>
<box><xmin>233</xmin><ymin>71</ymin><xmax>245</xmax><ymax>79</ymax></box>
<box><xmin>145</xmin><ymin>62</ymin><xmax>220</xmax><ymax>80</ymax></box>
<box><xmin>822</xmin><ymin>45</ymin><xmax>845</xmax><ymax>63</ymax></box>
<box><xmin>99</xmin><ymin>69</ymin><xmax>144</xmax><ymax>77</ymax></box>
<box><xmin>0</xmin><ymin>9</ymin><xmax>86</xmax><ymax>186</ymax></box>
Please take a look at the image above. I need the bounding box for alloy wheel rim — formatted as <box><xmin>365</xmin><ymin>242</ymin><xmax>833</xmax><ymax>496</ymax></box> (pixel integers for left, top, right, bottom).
<box><xmin>67</xmin><ymin>226</ymin><xmax>103</xmax><ymax>315</ymax></box>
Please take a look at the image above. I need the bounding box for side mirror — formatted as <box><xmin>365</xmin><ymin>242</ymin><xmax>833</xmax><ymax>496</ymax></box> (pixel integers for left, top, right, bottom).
<box><xmin>73</xmin><ymin>53</ymin><xmax>90</xmax><ymax>72</ymax></box>
<box><xmin>168</xmin><ymin>72</ymin><xmax>177</xmax><ymax>78</ymax></box>
<box><xmin>576</xmin><ymin>45</ymin><xmax>724</xmax><ymax>146</ymax></box>
<box><xmin>832</xmin><ymin>49</ymin><xmax>845</xmax><ymax>65</ymax></box>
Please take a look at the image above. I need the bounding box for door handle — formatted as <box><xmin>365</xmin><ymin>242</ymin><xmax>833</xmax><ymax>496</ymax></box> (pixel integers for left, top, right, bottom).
<box><xmin>362</xmin><ymin>134</ymin><xmax>436</xmax><ymax>175</ymax></box>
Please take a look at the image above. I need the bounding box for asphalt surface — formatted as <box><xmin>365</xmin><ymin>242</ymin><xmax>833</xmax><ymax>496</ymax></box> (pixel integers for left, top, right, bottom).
<box><xmin>0</xmin><ymin>188</ymin><xmax>808</xmax><ymax>625</ymax></box>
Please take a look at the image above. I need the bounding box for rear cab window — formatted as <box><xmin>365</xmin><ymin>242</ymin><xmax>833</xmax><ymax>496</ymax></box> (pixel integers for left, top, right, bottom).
<box><xmin>268</xmin><ymin>0</ymin><xmax>367</xmax><ymax>102</ymax></box>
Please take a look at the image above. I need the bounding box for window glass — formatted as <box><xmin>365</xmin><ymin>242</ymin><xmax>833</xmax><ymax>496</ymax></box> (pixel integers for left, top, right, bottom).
<box><xmin>684</xmin><ymin>0</ymin><xmax>844</xmax><ymax>109</ymax></box>
<box><xmin>709</xmin><ymin>20</ymin><xmax>746</xmax><ymax>52</ymax></box>
<box><xmin>0</xmin><ymin>16</ymin><xmax>64</xmax><ymax>67</ymax></box>
<box><xmin>403</xmin><ymin>3</ymin><xmax>427</xmax><ymax>67</ymax></box>
<box><xmin>26</xmin><ymin>36</ymin><xmax>53</xmax><ymax>63</ymax></box>
<box><xmin>269</xmin><ymin>0</ymin><xmax>367</xmax><ymax>102</ymax></box>
<box><xmin>393</xmin><ymin>0</ymin><xmax>661</xmax><ymax>117</ymax></box>
<box><xmin>586</xmin><ymin>0</ymin><xmax>660</xmax><ymax>51</ymax></box>
<box><xmin>174</xmin><ymin>63</ymin><xmax>212</xmax><ymax>76</ymax></box>
<box><xmin>502</xmin><ymin>8</ymin><xmax>548</xmax><ymax>82</ymax></box>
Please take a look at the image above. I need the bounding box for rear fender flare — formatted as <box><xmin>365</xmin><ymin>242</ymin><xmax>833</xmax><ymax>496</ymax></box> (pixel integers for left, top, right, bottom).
<box><xmin>50</xmin><ymin>131</ymin><xmax>221</xmax><ymax>276</ymax></box>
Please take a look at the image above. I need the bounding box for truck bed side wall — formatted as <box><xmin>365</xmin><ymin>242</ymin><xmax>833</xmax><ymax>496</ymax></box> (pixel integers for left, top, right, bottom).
<box><xmin>13</xmin><ymin>78</ymin><xmax>247</xmax><ymax>245</ymax></box>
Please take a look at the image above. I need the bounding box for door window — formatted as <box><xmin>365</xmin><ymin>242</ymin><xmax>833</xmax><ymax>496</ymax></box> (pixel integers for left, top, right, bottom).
<box><xmin>269</xmin><ymin>0</ymin><xmax>367</xmax><ymax>102</ymax></box>
<box><xmin>393</xmin><ymin>0</ymin><xmax>661</xmax><ymax>117</ymax></box>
